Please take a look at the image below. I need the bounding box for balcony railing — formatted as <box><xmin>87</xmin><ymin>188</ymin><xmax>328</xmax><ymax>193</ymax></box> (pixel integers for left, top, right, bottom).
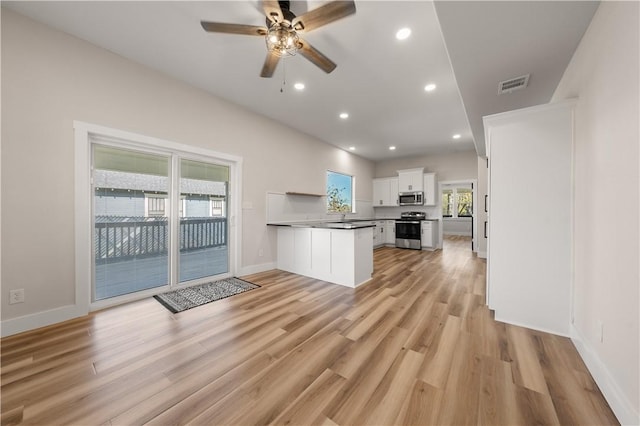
<box><xmin>95</xmin><ymin>216</ymin><xmax>227</xmax><ymax>264</ymax></box>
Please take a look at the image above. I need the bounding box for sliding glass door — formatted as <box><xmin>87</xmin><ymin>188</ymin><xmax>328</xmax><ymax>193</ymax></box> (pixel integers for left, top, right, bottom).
<box><xmin>93</xmin><ymin>146</ymin><xmax>170</xmax><ymax>300</ymax></box>
<box><xmin>92</xmin><ymin>144</ymin><xmax>230</xmax><ymax>302</ymax></box>
<box><xmin>179</xmin><ymin>159</ymin><xmax>229</xmax><ymax>283</ymax></box>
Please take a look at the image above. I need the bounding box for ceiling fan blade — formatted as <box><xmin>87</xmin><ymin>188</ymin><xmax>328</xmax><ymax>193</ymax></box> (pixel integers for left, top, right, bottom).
<box><xmin>297</xmin><ymin>39</ymin><xmax>337</xmax><ymax>74</ymax></box>
<box><xmin>201</xmin><ymin>21</ymin><xmax>267</xmax><ymax>36</ymax></box>
<box><xmin>260</xmin><ymin>52</ymin><xmax>280</xmax><ymax>78</ymax></box>
<box><xmin>262</xmin><ymin>0</ymin><xmax>284</xmax><ymax>23</ymax></box>
<box><xmin>292</xmin><ymin>1</ymin><xmax>356</xmax><ymax>32</ymax></box>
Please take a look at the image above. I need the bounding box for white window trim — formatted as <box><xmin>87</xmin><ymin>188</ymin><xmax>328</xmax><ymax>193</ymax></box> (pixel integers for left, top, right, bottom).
<box><xmin>75</xmin><ymin>121</ymin><xmax>243</xmax><ymax>313</ymax></box>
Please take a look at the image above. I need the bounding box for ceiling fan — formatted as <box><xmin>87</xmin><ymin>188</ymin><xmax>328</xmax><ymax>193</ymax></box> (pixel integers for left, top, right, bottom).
<box><xmin>201</xmin><ymin>0</ymin><xmax>356</xmax><ymax>78</ymax></box>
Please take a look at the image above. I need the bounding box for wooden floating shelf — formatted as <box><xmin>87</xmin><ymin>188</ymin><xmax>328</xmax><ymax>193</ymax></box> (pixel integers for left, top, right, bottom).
<box><xmin>285</xmin><ymin>192</ymin><xmax>324</xmax><ymax>197</ymax></box>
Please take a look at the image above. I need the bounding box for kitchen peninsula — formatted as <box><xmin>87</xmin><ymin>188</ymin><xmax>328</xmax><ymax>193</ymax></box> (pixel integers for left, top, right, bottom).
<box><xmin>269</xmin><ymin>221</ymin><xmax>374</xmax><ymax>288</ymax></box>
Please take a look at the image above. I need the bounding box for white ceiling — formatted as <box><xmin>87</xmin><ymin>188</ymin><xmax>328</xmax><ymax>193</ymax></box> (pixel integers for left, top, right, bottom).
<box><xmin>434</xmin><ymin>1</ymin><xmax>599</xmax><ymax>157</ymax></box>
<box><xmin>3</xmin><ymin>1</ymin><xmax>599</xmax><ymax>161</ymax></box>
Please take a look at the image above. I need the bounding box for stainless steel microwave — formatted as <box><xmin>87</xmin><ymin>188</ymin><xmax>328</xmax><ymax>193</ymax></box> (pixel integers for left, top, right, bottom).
<box><xmin>398</xmin><ymin>191</ymin><xmax>424</xmax><ymax>206</ymax></box>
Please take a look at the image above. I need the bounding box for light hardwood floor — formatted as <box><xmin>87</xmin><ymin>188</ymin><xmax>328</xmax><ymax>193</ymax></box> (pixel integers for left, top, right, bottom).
<box><xmin>1</xmin><ymin>236</ymin><xmax>618</xmax><ymax>425</ymax></box>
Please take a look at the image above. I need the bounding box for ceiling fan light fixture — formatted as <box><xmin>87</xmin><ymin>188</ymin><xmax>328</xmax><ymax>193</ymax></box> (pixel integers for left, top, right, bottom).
<box><xmin>266</xmin><ymin>23</ymin><xmax>299</xmax><ymax>57</ymax></box>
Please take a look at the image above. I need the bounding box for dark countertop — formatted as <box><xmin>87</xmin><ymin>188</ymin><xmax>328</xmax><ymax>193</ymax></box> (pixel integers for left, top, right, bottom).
<box><xmin>267</xmin><ymin>220</ymin><xmax>376</xmax><ymax>230</ymax></box>
<box><xmin>268</xmin><ymin>217</ymin><xmax>439</xmax><ymax>229</ymax></box>
<box><xmin>374</xmin><ymin>218</ymin><xmax>440</xmax><ymax>221</ymax></box>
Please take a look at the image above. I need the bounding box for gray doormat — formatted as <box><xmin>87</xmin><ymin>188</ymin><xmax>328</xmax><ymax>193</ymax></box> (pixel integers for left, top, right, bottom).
<box><xmin>154</xmin><ymin>277</ymin><xmax>260</xmax><ymax>313</ymax></box>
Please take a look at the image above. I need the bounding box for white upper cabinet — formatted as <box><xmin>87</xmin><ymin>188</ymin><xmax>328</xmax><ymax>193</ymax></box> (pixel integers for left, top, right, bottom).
<box><xmin>423</xmin><ymin>173</ymin><xmax>437</xmax><ymax>206</ymax></box>
<box><xmin>389</xmin><ymin>178</ymin><xmax>398</xmax><ymax>204</ymax></box>
<box><xmin>372</xmin><ymin>177</ymin><xmax>399</xmax><ymax>207</ymax></box>
<box><xmin>397</xmin><ymin>168</ymin><xmax>424</xmax><ymax>192</ymax></box>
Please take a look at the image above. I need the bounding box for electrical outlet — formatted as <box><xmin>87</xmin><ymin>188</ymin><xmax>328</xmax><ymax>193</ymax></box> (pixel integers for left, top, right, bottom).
<box><xmin>9</xmin><ymin>289</ymin><xmax>25</xmax><ymax>304</ymax></box>
<box><xmin>258</xmin><ymin>249</ymin><xmax>264</xmax><ymax>257</ymax></box>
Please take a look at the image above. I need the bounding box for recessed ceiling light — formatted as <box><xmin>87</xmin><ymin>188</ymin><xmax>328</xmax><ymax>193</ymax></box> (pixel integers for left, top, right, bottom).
<box><xmin>348</xmin><ymin>146</ymin><xmax>356</xmax><ymax>151</ymax></box>
<box><xmin>424</xmin><ymin>83</ymin><xmax>437</xmax><ymax>92</ymax></box>
<box><xmin>339</xmin><ymin>112</ymin><xmax>349</xmax><ymax>119</ymax></box>
<box><xmin>452</xmin><ymin>134</ymin><xmax>461</xmax><ymax>139</ymax></box>
<box><xmin>396</xmin><ymin>28</ymin><xmax>411</xmax><ymax>40</ymax></box>
<box><xmin>389</xmin><ymin>146</ymin><xmax>396</xmax><ymax>151</ymax></box>
<box><xmin>294</xmin><ymin>82</ymin><xmax>305</xmax><ymax>90</ymax></box>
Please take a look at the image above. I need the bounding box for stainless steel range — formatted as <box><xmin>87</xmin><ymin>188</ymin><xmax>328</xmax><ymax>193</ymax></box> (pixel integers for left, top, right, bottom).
<box><xmin>395</xmin><ymin>211</ymin><xmax>425</xmax><ymax>250</ymax></box>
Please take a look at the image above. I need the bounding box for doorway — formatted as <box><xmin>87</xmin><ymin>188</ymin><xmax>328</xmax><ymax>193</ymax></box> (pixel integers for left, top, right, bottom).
<box><xmin>439</xmin><ymin>180</ymin><xmax>477</xmax><ymax>252</ymax></box>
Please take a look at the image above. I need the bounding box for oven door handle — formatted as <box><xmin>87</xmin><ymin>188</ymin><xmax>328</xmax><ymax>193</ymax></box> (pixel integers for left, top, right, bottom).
<box><xmin>396</xmin><ymin>220</ymin><xmax>421</xmax><ymax>224</ymax></box>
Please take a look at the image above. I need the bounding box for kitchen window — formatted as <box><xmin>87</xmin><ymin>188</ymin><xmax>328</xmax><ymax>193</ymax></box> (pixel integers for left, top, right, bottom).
<box><xmin>326</xmin><ymin>170</ymin><xmax>355</xmax><ymax>213</ymax></box>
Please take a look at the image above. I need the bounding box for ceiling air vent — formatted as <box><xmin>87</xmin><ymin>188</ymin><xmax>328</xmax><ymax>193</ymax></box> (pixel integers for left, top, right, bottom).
<box><xmin>498</xmin><ymin>74</ymin><xmax>530</xmax><ymax>94</ymax></box>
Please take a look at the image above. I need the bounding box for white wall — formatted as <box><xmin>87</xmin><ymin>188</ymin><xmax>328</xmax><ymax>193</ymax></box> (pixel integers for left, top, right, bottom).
<box><xmin>551</xmin><ymin>2</ymin><xmax>639</xmax><ymax>424</ymax></box>
<box><xmin>374</xmin><ymin>150</ymin><xmax>478</xmax><ymax>181</ymax></box>
<box><xmin>443</xmin><ymin>218</ymin><xmax>472</xmax><ymax>236</ymax></box>
<box><xmin>0</xmin><ymin>10</ymin><xmax>374</xmax><ymax>329</ymax></box>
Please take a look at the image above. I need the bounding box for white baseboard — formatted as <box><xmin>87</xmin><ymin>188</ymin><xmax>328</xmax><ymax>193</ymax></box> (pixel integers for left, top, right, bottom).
<box><xmin>1</xmin><ymin>304</ymin><xmax>87</xmax><ymax>338</ymax></box>
<box><xmin>238</xmin><ymin>262</ymin><xmax>277</xmax><ymax>277</ymax></box>
<box><xmin>1</xmin><ymin>264</ymin><xmax>275</xmax><ymax>338</ymax></box>
<box><xmin>478</xmin><ymin>250</ymin><xmax>487</xmax><ymax>259</ymax></box>
<box><xmin>493</xmin><ymin>314</ymin><xmax>571</xmax><ymax>338</ymax></box>
<box><xmin>571</xmin><ymin>325</ymin><xmax>639</xmax><ymax>425</ymax></box>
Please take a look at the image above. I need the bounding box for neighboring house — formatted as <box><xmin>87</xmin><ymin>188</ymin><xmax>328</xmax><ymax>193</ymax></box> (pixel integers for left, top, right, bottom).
<box><xmin>94</xmin><ymin>169</ymin><xmax>227</xmax><ymax>218</ymax></box>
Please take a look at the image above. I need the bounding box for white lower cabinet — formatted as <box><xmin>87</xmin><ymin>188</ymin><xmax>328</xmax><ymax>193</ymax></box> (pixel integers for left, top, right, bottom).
<box><xmin>372</xmin><ymin>222</ymin><xmax>378</xmax><ymax>247</ymax></box>
<box><xmin>328</xmin><ymin>230</ymin><xmax>354</xmax><ymax>285</ymax></box>
<box><xmin>294</xmin><ymin>227</ymin><xmax>312</xmax><ymax>275</ymax></box>
<box><xmin>311</xmin><ymin>229</ymin><xmax>332</xmax><ymax>280</ymax></box>
<box><xmin>276</xmin><ymin>227</ymin><xmax>295</xmax><ymax>271</ymax></box>
<box><xmin>277</xmin><ymin>226</ymin><xmax>373</xmax><ymax>288</ymax></box>
<box><xmin>421</xmin><ymin>221</ymin><xmax>434</xmax><ymax>249</ymax></box>
<box><xmin>374</xmin><ymin>220</ymin><xmax>385</xmax><ymax>247</ymax></box>
<box><xmin>385</xmin><ymin>220</ymin><xmax>395</xmax><ymax>245</ymax></box>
